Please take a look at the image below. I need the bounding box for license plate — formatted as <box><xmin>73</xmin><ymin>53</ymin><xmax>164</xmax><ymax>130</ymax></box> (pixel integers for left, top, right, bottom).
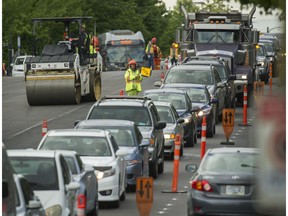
<box><xmin>226</xmin><ymin>185</ymin><xmax>245</xmax><ymax>195</ymax></box>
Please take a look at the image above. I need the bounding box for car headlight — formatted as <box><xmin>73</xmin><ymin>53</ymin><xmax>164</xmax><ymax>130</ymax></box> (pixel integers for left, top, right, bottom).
<box><xmin>197</xmin><ymin>108</ymin><xmax>212</xmax><ymax>117</ymax></box>
<box><xmin>164</xmin><ymin>133</ymin><xmax>175</xmax><ymax>139</ymax></box>
<box><xmin>236</xmin><ymin>74</ymin><xmax>247</xmax><ymax>80</ymax></box>
<box><xmin>143</xmin><ymin>138</ymin><xmax>155</xmax><ymax>146</ymax></box>
<box><xmin>257</xmin><ymin>61</ymin><xmax>265</xmax><ymax>67</ymax></box>
<box><xmin>45</xmin><ymin>205</ymin><xmax>62</xmax><ymax>216</ymax></box>
<box><xmin>95</xmin><ymin>168</ymin><xmax>116</xmax><ymax>180</ymax></box>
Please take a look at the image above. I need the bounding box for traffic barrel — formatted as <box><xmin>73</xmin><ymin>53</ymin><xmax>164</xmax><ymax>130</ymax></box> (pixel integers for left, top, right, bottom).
<box><xmin>41</xmin><ymin>120</ymin><xmax>48</xmax><ymax>137</ymax></box>
<box><xmin>200</xmin><ymin>116</ymin><xmax>207</xmax><ymax>160</ymax></box>
<box><xmin>120</xmin><ymin>89</ymin><xmax>124</xmax><ymax>96</ymax></box>
<box><xmin>77</xmin><ymin>194</ymin><xmax>86</xmax><ymax>216</ymax></box>
<box><xmin>243</xmin><ymin>85</ymin><xmax>248</xmax><ymax>125</ymax></box>
<box><xmin>172</xmin><ymin>134</ymin><xmax>181</xmax><ymax>192</ymax></box>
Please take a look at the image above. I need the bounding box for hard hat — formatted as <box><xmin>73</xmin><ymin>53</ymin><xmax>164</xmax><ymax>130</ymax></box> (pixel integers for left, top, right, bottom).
<box><xmin>128</xmin><ymin>59</ymin><xmax>137</xmax><ymax>66</ymax></box>
<box><xmin>174</xmin><ymin>43</ymin><xmax>179</xmax><ymax>48</ymax></box>
<box><xmin>151</xmin><ymin>37</ymin><xmax>157</xmax><ymax>43</ymax></box>
<box><xmin>81</xmin><ymin>23</ymin><xmax>86</xmax><ymax>29</ymax></box>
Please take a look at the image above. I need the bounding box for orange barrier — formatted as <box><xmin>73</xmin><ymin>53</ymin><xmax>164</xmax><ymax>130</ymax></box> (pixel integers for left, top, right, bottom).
<box><xmin>269</xmin><ymin>63</ymin><xmax>273</xmax><ymax>95</ymax></box>
<box><xmin>172</xmin><ymin>134</ymin><xmax>181</xmax><ymax>192</ymax></box>
<box><xmin>120</xmin><ymin>89</ymin><xmax>124</xmax><ymax>96</ymax></box>
<box><xmin>243</xmin><ymin>85</ymin><xmax>248</xmax><ymax>125</ymax></box>
<box><xmin>41</xmin><ymin>120</ymin><xmax>48</xmax><ymax>137</ymax></box>
<box><xmin>200</xmin><ymin>116</ymin><xmax>207</xmax><ymax>160</ymax></box>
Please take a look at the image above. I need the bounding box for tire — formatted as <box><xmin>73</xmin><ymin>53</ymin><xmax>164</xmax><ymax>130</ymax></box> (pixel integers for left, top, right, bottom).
<box><xmin>194</xmin><ymin>130</ymin><xmax>197</xmax><ymax>144</ymax></box>
<box><xmin>206</xmin><ymin>124</ymin><xmax>213</xmax><ymax>138</ymax></box>
<box><xmin>120</xmin><ymin>190</ymin><xmax>126</xmax><ymax>201</ymax></box>
<box><xmin>186</xmin><ymin>134</ymin><xmax>194</xmax><ymax>147</ymax></box>
<box><xmin>180</xmin><ymin>144</ymin><xmax>183</xmax><ymax>156</ymax></box>
<box><xmin>149</xmin><ymin>161</ymin><xmax>158</xmax><ymax>179</ymax></box>
<box><xmin>88</xmin><ymin>70</ymin><xmax>102</xmax><ymax>101</ymax></box>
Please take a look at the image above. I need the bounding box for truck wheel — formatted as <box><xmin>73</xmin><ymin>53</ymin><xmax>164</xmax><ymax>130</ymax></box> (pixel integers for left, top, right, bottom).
<box><xmin>88</xmin><ymin>70</ymin><xmax>102</xmax><ymax>101</ymax></box>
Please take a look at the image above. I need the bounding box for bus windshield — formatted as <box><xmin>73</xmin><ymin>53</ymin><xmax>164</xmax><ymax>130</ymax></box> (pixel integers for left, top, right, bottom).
<box><xmin>107</xmin><ymin>44</ymin><xmax>145</xmax><ymax>63</ymax></box>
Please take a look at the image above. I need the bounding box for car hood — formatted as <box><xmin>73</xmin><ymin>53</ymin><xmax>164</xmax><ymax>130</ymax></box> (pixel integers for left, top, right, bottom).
<box><xmin>34</xmin><ymin>190</ymin><xmax>62</xmax><ymax>210</ymax></box>
<box><xmin>80</xmin><ymin>156</ymin><xmax>116</xmax><ymax>167</ymax></box>
<box><xmin>138</xmin><ymin>126</ymin><xmax>153</xmax><ymax>139</ymax></box>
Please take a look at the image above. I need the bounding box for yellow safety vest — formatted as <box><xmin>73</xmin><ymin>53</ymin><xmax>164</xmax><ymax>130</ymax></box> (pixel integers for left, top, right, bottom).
<box><xmin>145</xmin><ymin>42</ymin><xmax>154</xmax><ymax>54</ymax></box>
<box><xmin>124</xmin><ymin>68</ymin><xmax>143</xmax><ymax>92</ymax></box>
<box><xmin>90</xmin><ymin>45</ymin><xmax>97</xmax><ymax>54</ymax></box>
<box><xmin>170</xmin><ymin>47</ymin><xmax>178</xmax><ymax>58</ymax></box>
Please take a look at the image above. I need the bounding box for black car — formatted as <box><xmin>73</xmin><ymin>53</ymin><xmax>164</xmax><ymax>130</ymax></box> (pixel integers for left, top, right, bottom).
<box><xmin>182</xmin><ymin>56</ymin><xmax>236</xmax><ymax>108</ymax></box>
<box><xmin>160</xmin><ymin>84</ymin><xmax>218</xmax><ymax>137</ymax></box>
<box><xmin>142</xmin><ymin>88</ymin><xmax>197</xmax><ymax>147</ymax></box>
<box><xmin>85</xmin><ymin>95</ymin><xmax>166</xmax><ymax>179</ymax></box>
<box><xmin>155</xmin><ymin>64</ymin><xmax>226</xmax><ymax>123</ymax></box>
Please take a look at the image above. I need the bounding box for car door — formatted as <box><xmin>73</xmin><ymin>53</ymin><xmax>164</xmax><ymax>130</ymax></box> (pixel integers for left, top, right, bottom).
<box><xmin>110</xmin><ymin>135</ymin><xmax>125</xmax><ymax>190</ymax></box>
<box><xmin>59</xmin><ymin>156</ymin><xmax>77</xmax><ymax>216</ymax></box>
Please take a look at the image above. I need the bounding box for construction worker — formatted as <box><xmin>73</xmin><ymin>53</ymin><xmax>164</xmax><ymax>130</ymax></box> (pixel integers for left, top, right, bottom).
<box><xmin>74</xmin><ymin>23</ymin><xmax>89</xmax><ymax>65</ymax></box>
<box><xmin>170</xmin><ymin>42</ymin><xmax>179</xmax><ymax>66</ymax></box>
<box><xmin>145</xmin><ymin>37</ymin><xmax>157</xmax><ymax>70</ymax></box>
<box><xmin>90</xmin><ymin>36</ymin><xmax>98</xmax><ymax>57</ymax></box>
<box><xmin>124</xmin><ymin>60</ymin><xmax>143</xmax><ymax>96</ymax></box>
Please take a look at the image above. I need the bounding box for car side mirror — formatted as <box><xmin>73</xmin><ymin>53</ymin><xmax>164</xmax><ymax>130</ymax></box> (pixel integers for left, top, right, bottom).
<box><xmin>84</xmin><ymin>164</ymin><xmax>94</xmax><ymax>172</ymax></box>
<box><xmin>74</xmin><ymin>120</ymin><xmax>81</xmax><ymax>127</ymax></box>
<box><xmin>176</xmin><ymin>118</ymin><xmax>185</xmax><ymax>124</ymax></box>
<box><xmin>185</xmin><ymin>164</ymin><xmax>198</xmax><ymax>173</ymax></box>
<box><xmin>217</xmin><ymin>82</ymin><xmax>225</xmax><ymax>88</ymax></box>
<box><xmin>66</xmin><ymin>182</ymin><xmax>80</xmax><ymax>191</ymax></box>
<box><xmin>228</xmin><ymin>75</ymin><xmax>236</xmax><ymax>81</ymax></box>
<box><xmin>210</xmin><ymin>98</ymin><xmax>219</xmax><ymax>104</ymax></box>
<box><xmin>116</xmin><ymin>149</ymin><xmax>127</xmax><ymax>157</ymax></box>
<box><xmin>154</xmin><ymin>81</ymin><xmax>162</xmax><ymax>87</ymax></box>
<box><xmin>155</xmin><ymin>121</ymin><xmax>166</xmax><ymax>130</ymax></box>
<box><xmin>28</xmin><ymin>200</ymin><xmax>42</xmax><ymax>209</ymax></box>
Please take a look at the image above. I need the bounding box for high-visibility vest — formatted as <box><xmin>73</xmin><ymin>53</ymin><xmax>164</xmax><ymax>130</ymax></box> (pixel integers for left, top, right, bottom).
<box><xmin>90</xmin><ymin>45</ymin><xmax>97</xmax><ymax>54</ymax></box>
<box><xmin>145</xmin><ymin>42</ymin><xmax>154</xmax><ymax>54</ymax></box>
<box><xmin>124</xmin><ymin>68</ymin><xmax>143</xmax><ymax>92</ymax></box>
<box><xmin>170</xmin><ymin>47</ymin><xmax>178</xmax><ymax>58</ymax></box>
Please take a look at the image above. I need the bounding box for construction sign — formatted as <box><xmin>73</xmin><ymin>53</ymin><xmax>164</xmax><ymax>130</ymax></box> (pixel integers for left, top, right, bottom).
<box><xmin>136</xmin><ymin>177</ymin><xmax>153</xmax><ymax>216</ymax></box>
<box><xmin>222</xmin><ymin>108</ymin><xmax>235</xmax><ymax>142</ymax></box>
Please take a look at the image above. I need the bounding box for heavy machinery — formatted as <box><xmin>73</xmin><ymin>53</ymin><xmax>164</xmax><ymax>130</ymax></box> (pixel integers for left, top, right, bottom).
<box><xmin>24</xmin><ymin>17</ymin><xmax>102</xmax><ymax>105</ymax></box>
<box><xmin>97</xmin><ymin>30</ymin><xmax>145</xmax><ymax>71</ymax></box>
<box><xmin>177</xmin><ymin>6</ymin><xmax>259</xmax><ymax>104</ymax></box>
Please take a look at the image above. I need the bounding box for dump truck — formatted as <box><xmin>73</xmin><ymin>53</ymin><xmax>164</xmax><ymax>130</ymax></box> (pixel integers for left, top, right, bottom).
<box><xmin>98</xmin><ymin>30</ymin><xmax>145</xmax><ymax>71</ymax></box>
<box><xmin>177</xmin><ymin>6</ymin><xmax>259</xmax><ymax>104</ymax></box>
<box><xmin>24</xmin><ymin>17</ymin><xmax>102</xmax><ymax>105</ymax></box>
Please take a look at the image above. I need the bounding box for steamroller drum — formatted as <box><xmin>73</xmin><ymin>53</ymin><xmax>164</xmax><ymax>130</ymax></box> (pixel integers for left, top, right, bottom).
<box><xmin>87</xmin><ymin>70</ymin><xmax>102</xmax><ymax>102</ymax></box>
<box><xmin>26</xmin><ymin>75</ymin><xmax>81</xmax><ymax>105</ymax></box>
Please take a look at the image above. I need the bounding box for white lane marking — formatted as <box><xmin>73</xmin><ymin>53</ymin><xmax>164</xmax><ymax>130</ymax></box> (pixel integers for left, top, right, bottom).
<box><xmin>6</xmin><ymin>105</ymin><xmax>87</xmax><ymax>139</ymax></box>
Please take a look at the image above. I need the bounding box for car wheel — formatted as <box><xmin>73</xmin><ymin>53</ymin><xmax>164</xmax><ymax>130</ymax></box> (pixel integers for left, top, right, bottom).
<box><xmin>193</xmin><ymin>130</ymin><xmax>197</xmax><ymax>144</ymax></box>
<box><xmin>180</xmin><ymin>144</ymin><xmax>183</xmax><ymax>156</ymax></box>
<box><xmin>120</xmin><ymin>190</ymin><xmax>126</xmax><ymax>201</ymax></box>
<box><xmin>149</xmin><ymin>161</ymin><xmax>158</xmax><ymax>179</ymax></box>
<box><xmin>186</xmin><ymin>134</ymin><xmax>194</xmax><ymax>147</ymax></box>
<box><xmin>213</xmin><ymin>122</ymin><xmax>216</xmax><ymax>135</ymax></box>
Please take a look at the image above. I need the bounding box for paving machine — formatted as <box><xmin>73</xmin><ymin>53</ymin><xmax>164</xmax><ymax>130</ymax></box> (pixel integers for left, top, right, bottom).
<box><xmin>24</xmin><ymin>17</ymin><xmax>102</xmax><ymax>105</ymax></box>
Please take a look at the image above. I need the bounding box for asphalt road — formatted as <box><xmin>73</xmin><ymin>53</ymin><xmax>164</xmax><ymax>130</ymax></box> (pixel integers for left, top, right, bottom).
<box><xmin>2</xmin><ymin>71</ymin><xmax>283</xmax><ymax>216</ymax></box>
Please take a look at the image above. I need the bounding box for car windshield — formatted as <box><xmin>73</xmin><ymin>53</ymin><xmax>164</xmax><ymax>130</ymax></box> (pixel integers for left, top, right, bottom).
<box><xmin>41</xmin><ymin>136</ymin><xmax>112</xmax><ymax>157</ymax></box>
<box><xmin>261</xmin><ymin>42</ymin><xmax>274</xmax><ymax>52</ymax></box>
<box><xmin>156</xmin><ymin>106</ymin><xmax>174</xmax><ymax>124</ymax></box>
<box><xmin>165</xmin><ymin>69</ymin><xmax>213</xmax><ymax>85</ymax></box>
<box><xmin>9</xmin><ymin>157</ymin><xmax>59</xmax><ymax>191</ymax></box>
<box><xmin>185</xmin><ymin>88</ymin><xmax>208</xmax><ymax>103</ymax></box>
<box><xmin>88</xmin><ymin>107</ymin><xmax>152</xmax><ymax>126</ymax></box>
<box><xmin>201</xmin><ymin>152</ymin><xmax>260</xmax><ymax>173</ymax></box>
<box><xmin>144</xmin><ymin>93</ymin><xmax>187</xmax><ymax>110</ymax></box>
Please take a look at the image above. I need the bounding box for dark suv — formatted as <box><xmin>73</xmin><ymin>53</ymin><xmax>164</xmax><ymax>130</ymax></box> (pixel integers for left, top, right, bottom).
<box><xmin>85</xmin><ymin>96</ymin><xmax>166</xmax><ymax>179</ymax></box>
<box><xmin>182</xmin><ymin>56</ymin><xmax>236</xmax><ymax>108</ymax></box>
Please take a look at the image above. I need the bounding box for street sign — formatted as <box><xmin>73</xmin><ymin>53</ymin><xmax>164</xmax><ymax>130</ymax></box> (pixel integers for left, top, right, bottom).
<box><xmin>222</xmin><ymin>108</ymin><xmax>235</xmax><ymax>143</ymax></box>
<box><xmin>136</xmin><ymin>177</ymin><xmax>153</xmax><ymax>216</ymax></box>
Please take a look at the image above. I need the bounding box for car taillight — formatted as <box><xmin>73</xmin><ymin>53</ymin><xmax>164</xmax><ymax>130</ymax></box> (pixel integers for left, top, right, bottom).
<box><xmin>191</xmin><ymin>180</ymin><xmax>213</xmax><ymax>192</ymax></box>
<box><xmin>77</xmin><ymin>194</ymin><xmax>86</xmax><ymax>209</ymax></box>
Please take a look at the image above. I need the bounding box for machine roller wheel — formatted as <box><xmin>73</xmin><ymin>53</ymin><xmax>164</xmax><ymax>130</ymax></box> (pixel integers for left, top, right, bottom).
<box><xmin>87</xmin><ymin>70</ymin><xmax>102</xmax><ymax>102</ymax></box>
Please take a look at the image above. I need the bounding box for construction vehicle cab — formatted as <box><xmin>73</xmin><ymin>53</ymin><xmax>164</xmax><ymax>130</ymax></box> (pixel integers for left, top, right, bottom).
<box><xmin>177</xmin><ymin>6</ymin><xmax>259</xmax><ymax>104</ymax></box>
<box><xmin>24</xmin><ymin>17</ymin><xmax>102</xmax><ymax>105</ymax></box>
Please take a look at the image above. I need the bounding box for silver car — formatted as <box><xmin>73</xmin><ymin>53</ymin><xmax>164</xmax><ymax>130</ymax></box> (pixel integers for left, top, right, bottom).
<box><xmin>186</xmin><ymin>147</ymin><xmax>261</xmax><ymax>216</ymax></box>
<box><xmin>153</xmin><ymin>101</ymin><xmax>184</xmax><ymax>158</ymax></box>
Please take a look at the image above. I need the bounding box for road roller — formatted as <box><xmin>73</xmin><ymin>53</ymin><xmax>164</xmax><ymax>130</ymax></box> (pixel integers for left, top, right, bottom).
<box><xmin>24</xmin><ymin>17</ymin><xmax>102</xmax><ymax>106</ymax></box>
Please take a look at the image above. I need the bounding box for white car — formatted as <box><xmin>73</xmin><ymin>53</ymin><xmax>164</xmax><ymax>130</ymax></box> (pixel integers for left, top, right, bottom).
<box><xmin>37</xmin><ymin>129</ymin><xmax>127</xmax><ymax>208</ymax></box>
<box><xmin>11</xmin><ymin>55</ymin><xmax>33</xmax><ymax>77</ymax></box>
<box><xmin>13</xmin><ymin>174</ymin><xmax>46</xmax><ymax>216</ymax></box>
<box><xmin>8</xmin><ymin>150</ymin><xmax>80</xmax><ymax>216</ymax></box>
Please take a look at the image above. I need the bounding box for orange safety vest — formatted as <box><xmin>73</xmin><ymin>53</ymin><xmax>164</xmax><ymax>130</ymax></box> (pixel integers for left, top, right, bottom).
<box><xmin>124</xmin><ymin>68</ymin><xmax>143</xmax><ymax>92</ymax></box>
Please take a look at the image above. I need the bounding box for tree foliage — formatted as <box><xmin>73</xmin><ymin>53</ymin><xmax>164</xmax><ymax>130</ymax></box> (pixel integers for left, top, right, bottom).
<box><xmin>2</xmin><ymin>0</ymin><xmax>285</xmax><ymax>65</ymax></box>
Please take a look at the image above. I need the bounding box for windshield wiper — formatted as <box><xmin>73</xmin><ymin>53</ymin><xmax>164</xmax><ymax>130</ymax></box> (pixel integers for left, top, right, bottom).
<box><xmin>241</xmin><ymin>164</ymin><xmax>259</xmax><ymax>169</ymax></box>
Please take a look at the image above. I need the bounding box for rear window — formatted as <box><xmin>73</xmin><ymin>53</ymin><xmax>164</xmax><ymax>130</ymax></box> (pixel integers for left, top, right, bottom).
<box><xmin>156</xmin><ymin>106</ymin><xmax>174</xmax><ymax>124</ymax></box>
<box><xmin>144</xmin><ymin>93</ymin><xmax>187</xmax><ymax>110</ymax></box>
<box><xmin>88</xmin><ymin>106</ymin><xmax>152</xmax><ymax>126</ymax></box>
<box><xmin>165</xmin><ymin>69</ymin><xmax>213</xmax><ymax>85</ymax></box>
<box><xmin>201</xmin><ymin>152</ymin><xmax>260</xmax><ymax>173</ymax></box>
<box><xmin>10</xmin><ymin>157</ymin><xmax>59</xmax><ymax>191</ymax></box>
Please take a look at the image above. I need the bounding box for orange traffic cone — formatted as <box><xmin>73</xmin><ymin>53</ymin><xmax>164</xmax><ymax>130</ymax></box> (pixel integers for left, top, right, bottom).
<box><xmin>41</xmin><ymin>120</ymin><xmax>48</xmax><ymax>137</ymax></box>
